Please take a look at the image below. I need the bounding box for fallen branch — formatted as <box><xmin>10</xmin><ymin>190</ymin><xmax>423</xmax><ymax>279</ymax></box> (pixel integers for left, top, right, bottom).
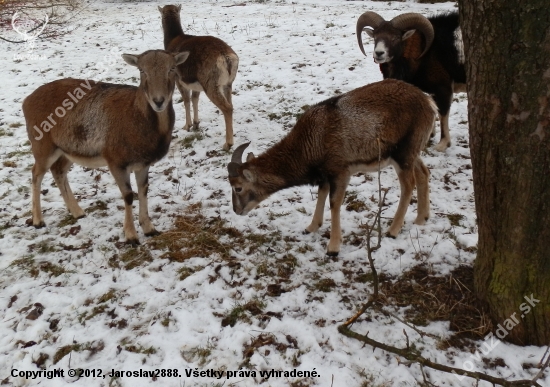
<box><xmin>338</xmin><ymin>324</ymin><xmax>543</xmax><ymax>386</ymax></box>
<box><xmin>338</xmin><ymin>140</ymin><xmax>549</xmax><ymax>386</ymax></box>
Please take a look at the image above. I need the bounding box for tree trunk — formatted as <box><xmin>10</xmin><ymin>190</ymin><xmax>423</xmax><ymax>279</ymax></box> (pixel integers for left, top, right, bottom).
<box><xmin>458</xmin><ymin>0</ymin><xmax>550</xmax><ymax>345</ymax></box>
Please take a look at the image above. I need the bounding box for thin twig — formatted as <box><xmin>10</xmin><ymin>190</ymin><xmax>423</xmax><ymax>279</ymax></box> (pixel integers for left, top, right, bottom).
<box><xmin>343</xmin><ymin>137</ymin><xmax>386</xmax><ymax>327</ymax></box>
<box><xmin>537</xmin><ymin>346</ymin><xmax>550</xmax><ymax>368</ymax></box>
<box><xmin>420</xmin><ymin>364</ymin><xmax>435</xmax><ymax>386</ymax></box>
<box><xmin>532</xmin><ymin>346</ymin><xmax>550</xmax><ymax>384</ymax></box>
<box><xmin>378</xmin><ymin>308</ymin><xmax>439</xmax><ymax>340</ymax></box>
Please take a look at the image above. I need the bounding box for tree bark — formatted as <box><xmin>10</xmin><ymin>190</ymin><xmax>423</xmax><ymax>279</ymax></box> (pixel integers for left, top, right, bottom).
<box><xmin>458</xmin><ymin>0</ymin><xmax>550</xmax><ymax>345</ymax></box>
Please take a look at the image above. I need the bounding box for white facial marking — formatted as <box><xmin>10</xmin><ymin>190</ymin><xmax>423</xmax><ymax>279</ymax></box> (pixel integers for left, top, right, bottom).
<box><xmin>373</xmin><ymin>41</ymin><xmax>389</xmax><ymax>63</ymax></box>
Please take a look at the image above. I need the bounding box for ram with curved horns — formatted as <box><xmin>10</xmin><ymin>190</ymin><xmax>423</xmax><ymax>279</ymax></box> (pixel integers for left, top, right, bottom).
<box><xmin>356</xmin><ymin>11</ymin><xmax>466</xmax><ymax>152</ymax></box>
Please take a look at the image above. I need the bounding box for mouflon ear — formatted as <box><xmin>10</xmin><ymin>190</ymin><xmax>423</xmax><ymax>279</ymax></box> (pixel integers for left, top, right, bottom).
<box><xmin>122</xmin><ymin>54</ymin><xmax>139</xmax><ymax>67</ymax></box>
<box><xmin>402</xmin><ymin>29</ymin><xmax>416</xmax><ymax>41</ymax></box>
<box><xmin>243</xmin><ymin>169</ymin><xmax>256</xmax><ymax>183</ymax></box>
<box><xmin>174</xmin><ymin>51</ymin><xmax>190</xmax><ymax>65</ymax></box>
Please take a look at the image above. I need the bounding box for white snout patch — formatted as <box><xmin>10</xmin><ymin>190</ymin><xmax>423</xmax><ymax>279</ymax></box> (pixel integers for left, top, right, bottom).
<box><xmin>148</xmin><ymin>92</ymin><xmax>173</xmax><ymax>112</ymax></box>
<box><xmin>373</xmin><ymin>41</ymin><xmax>390</xmax><ymax>64</ymax></box>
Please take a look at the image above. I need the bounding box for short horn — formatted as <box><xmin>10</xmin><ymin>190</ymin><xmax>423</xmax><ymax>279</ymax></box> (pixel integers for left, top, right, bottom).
<box><xmin>356</xmin><ymin>11</ymin><xmax>385</xmax><ymax>56</ymax></box>
<box><xmin>231</xmin><ymin>142</ymin><xmax>250</xmax><ymax>164</ymax></box>
<box><xmin>390</xmin><ymin>13</ymin><xmax>434</xmax><ymax>58</ymax></box>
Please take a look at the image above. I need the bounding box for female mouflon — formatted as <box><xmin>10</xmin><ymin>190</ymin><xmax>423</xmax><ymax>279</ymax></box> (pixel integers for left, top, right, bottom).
<box><xmin>23</xmin><ymin>50</ymin><xmax>189</xmax><ymax>244</ymax></box>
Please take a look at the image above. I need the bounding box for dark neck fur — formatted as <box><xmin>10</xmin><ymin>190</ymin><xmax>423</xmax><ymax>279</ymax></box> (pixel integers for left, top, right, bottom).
<box><xmin>252</xmin><ymin>125</ymin><xmax>326</xmax><ymax>195</ymax></box>
<box><xmin>162</xmin><ymin>14</ymin><xmax>185</xmax><ymax>48</ymax></box>
<box><xmin>380</xmin><ymin>57</ymin><xmax>411</xmax><ymax>81</ymax></box>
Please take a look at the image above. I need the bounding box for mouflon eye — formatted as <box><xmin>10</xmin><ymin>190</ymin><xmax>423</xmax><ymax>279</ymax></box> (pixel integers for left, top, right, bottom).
<box><xmin>235</xmin><ymin>187</ymin><xmax>242</xmax><ymax>193</ymax></box>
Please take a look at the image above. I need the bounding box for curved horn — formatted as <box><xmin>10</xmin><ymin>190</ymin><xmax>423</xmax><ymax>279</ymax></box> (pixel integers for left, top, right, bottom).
<box><xmin>356</xmin><ymin>11</ymin><xmax>385</xmax><ymax>56</ymax></box>
<box><xmin>390</xmin><ymin>13</ymin><xmax>434</xmax><ymax>58</ymax></box>
<box><xmin>231</xmin><ymin>142</ymin><xmax>250</xmax><ymax>164</ymax></box>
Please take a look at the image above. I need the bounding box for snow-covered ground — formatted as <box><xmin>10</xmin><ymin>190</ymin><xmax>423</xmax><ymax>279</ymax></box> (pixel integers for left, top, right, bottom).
<box><xmin>0</xmin><ymin>1</ymin><xmax>547</xmax><ymax>386</ymax></box>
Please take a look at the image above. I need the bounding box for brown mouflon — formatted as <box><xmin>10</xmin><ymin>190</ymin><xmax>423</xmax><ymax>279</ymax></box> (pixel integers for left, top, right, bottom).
<box><xmin>228</xmin><ymin>79</ymin><xmax>437</xmax><ymax>256</ymax></box>
<box><xmin>23</xmin><ymin>50</ymin><xmax>189</xmax><ymax>245</ymax></box>
<box><xmin>159</xmin><ymin>4</ymin><xmax>239</xmax><ymax>151</ymax></box>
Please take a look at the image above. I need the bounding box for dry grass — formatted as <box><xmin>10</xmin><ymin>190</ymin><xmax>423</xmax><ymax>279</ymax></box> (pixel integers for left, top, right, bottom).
<box><xmin>181</xmin><ymin>344</ymin><xmax>213</xmax><ymax>366</ymax></box>
<box><xmin>379</xmin><ymin>264</ymin><xmax>491</xmax><ymax>347</ymax></box>
<box><xmin>148</xmin><ymin>203</ymin><xmax>242</xmax><ymax>262</ymax></box>
<box><xmin>241</xmin><ymin>332</ymin><xmax>298</xmax><ymax>362</ymax></box>
<box><xmin>9</xmin><ymin>254</ymin><xmax>72</xmax><ymax>277</ymax></box>
<box><xmin>53</xmin><ymin>340</ymin><xmax>104</xmax><ymax>364</ymax></box>
<box><xmin>148</xmin><ymin>203</ymin><xmax>287</xmax><ymax>263</ymax></box>
<box><xmin>345</xmin><ymin>191</ymin><xmax>369</xmax><ymax>213</ymax></box>
<box><xmin>221</xmin><ymin>299</ymin><xmax>266</xmax><ymax>327</ymax></box>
